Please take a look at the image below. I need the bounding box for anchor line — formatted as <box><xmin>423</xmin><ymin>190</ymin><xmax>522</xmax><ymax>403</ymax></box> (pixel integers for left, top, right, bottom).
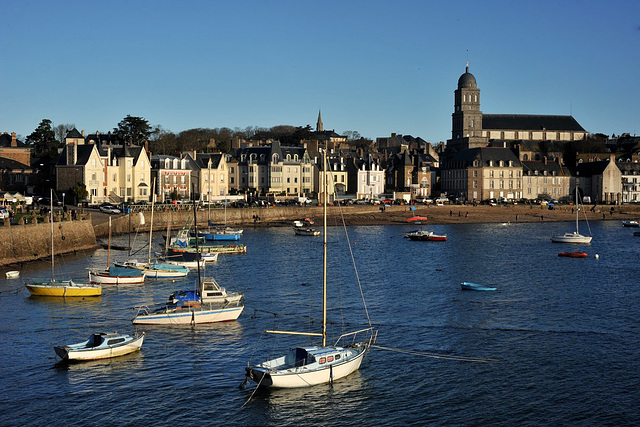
<box><xmin>371</xmin><ymin>344</ymin><xmax>497</xmax><ymax>363</ymax></box>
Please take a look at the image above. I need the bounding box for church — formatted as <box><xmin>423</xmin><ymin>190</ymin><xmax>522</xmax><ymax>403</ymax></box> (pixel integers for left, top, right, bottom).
<box><xmin>440</xmin><ymin>64</ymin><xmax>588</xmax><ymax>203</ymax></box>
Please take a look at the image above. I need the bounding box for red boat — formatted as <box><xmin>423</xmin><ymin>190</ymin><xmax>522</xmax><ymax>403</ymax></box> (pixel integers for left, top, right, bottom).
<box><xmin>558</xmin><ymin>252</ymin><xmax>587</xmax><ymax>258</ymax></box>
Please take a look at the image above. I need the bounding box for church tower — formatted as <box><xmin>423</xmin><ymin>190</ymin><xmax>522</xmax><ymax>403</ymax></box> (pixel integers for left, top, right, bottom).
<box><xmin>449</xmin><ymin>63</ymin><xmax>486</xmax><ymax>150</ymax></box>
<box><xmin>316</xmin><ymin>110</ymin><xmax>324</xmax><ymax>132</ymax></box>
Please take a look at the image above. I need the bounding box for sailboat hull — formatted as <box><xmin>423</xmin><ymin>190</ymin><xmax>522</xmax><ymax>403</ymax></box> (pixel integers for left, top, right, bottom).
<box><xmin>132</xmin><ymin>305</ymin><xmax>243</xmax><ymax>325</ymax></box>
<box><xmin>550</xmin><ymin>233</ymin><xmax>592</xmax><ymax>244</ymax></box>
<box><xmin>247</xmin><ymin>345</ymin><xmax>368</xmax><ymax>388</ymax></box>
<box><xmin>26</xmin><ymin>281</ymin><xmax>102</xmax><ymax>297</ymax></box>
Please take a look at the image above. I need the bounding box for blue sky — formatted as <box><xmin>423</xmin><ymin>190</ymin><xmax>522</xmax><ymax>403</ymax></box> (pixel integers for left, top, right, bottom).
<box><xmin>2</xmin><ymin>0</ymin><xmax>639</xmax><ymax>143</ymax></box>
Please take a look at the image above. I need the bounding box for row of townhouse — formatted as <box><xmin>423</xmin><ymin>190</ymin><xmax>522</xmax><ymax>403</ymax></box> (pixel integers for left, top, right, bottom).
<box><xmin>52</xmin><ymin>128</ymin><xmax>637</xmax><ymax>206</ymax></box>
<box><xmin>54</xmin><ymin>129</ymin><xmax>392</xmax><ymax>204</ymax></box>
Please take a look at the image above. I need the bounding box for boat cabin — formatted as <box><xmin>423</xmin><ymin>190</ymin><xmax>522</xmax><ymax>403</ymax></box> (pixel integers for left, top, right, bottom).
<box><xmin>292</xmin><ymin>346</ymin><xmax>345</xmax><ymax>367</ymax></box>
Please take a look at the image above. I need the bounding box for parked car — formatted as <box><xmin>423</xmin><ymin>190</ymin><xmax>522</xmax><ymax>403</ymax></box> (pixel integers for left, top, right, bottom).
<box><xmin>99</xmin><ymin>203</ymin><xmax>121</xmax><ymax>214</ymax></box>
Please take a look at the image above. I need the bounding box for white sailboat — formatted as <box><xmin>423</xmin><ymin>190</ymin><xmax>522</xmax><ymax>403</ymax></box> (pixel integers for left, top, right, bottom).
<box><xmin>26</xmin><ymin>190</ymin><xmax>102</xmax><ymax>297</ymax></box>
<box><xmin>116</xmin><ymin>186</ymin><xmax>189</xmax><ymax>278</ymax></box>
<box><xmin>132</xmin><ymin>198</ymin><xmax>244</xmax><ymax>325</ymax></box>
<box><xmin>244</xmin><ymin>150</ymin><xmax>376</xmax><ymax>389</ymax></box>
<box><xmin>551</xmin><ymin>187</ymin><xmax>593</xmax><ymax>244</ymax></box>
<box><xmin>89</xmin><ymin>217</ymin><xmax>145</xmax><ymax>284</ymax></box>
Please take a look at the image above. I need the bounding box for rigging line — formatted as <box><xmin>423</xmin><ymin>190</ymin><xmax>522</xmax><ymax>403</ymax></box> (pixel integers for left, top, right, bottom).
<box><xmin>330</xmin><ymin>172</ymin><xmax>372</xmax><ymax>328</ymax></box>
<box><xmin>371</xmin><ymin>344</ymin><xmax>498</xmax><ymax>363</ymax></box>
<box><xmin>241</xmin><ymin>372</ymin><xmax>265</xmax><ymax>408</ymax></box>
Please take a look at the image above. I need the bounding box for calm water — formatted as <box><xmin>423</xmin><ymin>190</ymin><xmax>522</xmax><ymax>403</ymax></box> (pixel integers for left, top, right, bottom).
<box><xmin>1</xmin><ymin>220</ymin><xmax>639</xmax><ymax>426</ymax></box>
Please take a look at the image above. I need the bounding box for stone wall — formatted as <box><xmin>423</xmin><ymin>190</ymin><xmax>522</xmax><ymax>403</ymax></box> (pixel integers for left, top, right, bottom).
<box><xmin>0</xmin><ymin>218</ymin><xmax>98</xmax><ymax>266</ymax></box>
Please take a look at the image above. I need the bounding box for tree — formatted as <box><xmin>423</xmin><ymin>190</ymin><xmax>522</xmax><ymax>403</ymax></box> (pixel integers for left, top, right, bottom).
<box><xmin>54</xmin><ymin>123</ymin><xmax>75</xmax><ymax>145</ymax></box>
<box><xmin>343</xmin><ymin>130</ymin><xmax>361</xmax><ymax>141</ymax></box>
<box><xmin>114</xmin><ymin>115</ymin><xmax>152</xmax><ymax>145</ymax></box>
<box><xmin>26</xmin><ymin>119</ymin><xmax>59</xmax><ymax>159</ymax></box>
<box><xmin>71</xmin><ymin>182</ymin><xmax>89</xmax><ymax>204</ymax></box>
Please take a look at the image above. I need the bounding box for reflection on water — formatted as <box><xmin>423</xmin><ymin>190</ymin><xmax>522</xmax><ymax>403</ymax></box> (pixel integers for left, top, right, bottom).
<box><xmin>1</xmin><ymin>221</ymin><xmax>639</xmax><ymax>425</ymax></box>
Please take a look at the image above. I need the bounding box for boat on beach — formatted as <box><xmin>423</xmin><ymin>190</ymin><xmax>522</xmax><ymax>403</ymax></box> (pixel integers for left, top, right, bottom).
<box><xmin>405</xmin><ymin>216</ymin><xmax>429</xmax><ymax>225</ymax></box>
<box><xmin>54</xmin><ymin>332</ymin><xmax>144</xmax><ymax>362</ymax></box>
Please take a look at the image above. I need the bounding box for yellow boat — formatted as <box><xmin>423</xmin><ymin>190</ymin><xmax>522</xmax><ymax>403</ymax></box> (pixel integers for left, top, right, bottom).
<box><xmin>26</xmin><ymin>280</ymin><xmax>102</xmax><ymax>297</ymax></box>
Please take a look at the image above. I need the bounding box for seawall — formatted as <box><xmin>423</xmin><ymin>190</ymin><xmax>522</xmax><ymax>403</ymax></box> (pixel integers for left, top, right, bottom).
<box><xmin>0</xmin><ymin>217</ymin><xmax>99</xmax><ymax>267</ymax></box>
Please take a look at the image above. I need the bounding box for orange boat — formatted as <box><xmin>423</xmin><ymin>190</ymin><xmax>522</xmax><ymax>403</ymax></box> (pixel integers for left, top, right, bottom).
<box><xmin>558</xmin><ymin>252</ymin><xmax>587</xmax><ymax>258</ymax></box>
<box><xmin>405</xmin><ymin>216</ymin><xmax>428</xmax><ymax>224</ymax></box>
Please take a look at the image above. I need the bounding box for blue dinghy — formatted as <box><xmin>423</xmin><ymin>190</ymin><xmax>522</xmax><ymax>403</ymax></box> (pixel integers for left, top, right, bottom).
<box><xmin>460</xmin><ymin>281</ymin><xmax>496</xmax><ymax>291</ymax></box>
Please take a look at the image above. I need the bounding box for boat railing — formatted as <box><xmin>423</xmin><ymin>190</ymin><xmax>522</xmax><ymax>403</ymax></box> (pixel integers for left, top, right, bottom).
<box><xmin>333</xmin><ymin>327</ymin><xmax>376</xmax><ymax>347</ymax></box>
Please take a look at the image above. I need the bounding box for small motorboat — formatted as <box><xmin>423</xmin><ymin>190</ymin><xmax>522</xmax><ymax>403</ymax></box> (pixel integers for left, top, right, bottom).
<box><xmin>460</xmin><ymin>281</ymin><xmax>496</xmax><ymax>291</ymax></box>
<box><xmin>5</xmin><ymin>271</ymin><xmax>20</xmax><ymax>279</ymax></box>
<box><xmin>407</xmin><ymin>230</ymin><xmax>447</xmax><ymax>241</ymax></box>
<box><xmin>54</xmin><ymin>332</ymin><xmax>144</xmax><ymax>362</ymax></box>
<box><xmin>558</xmin><ymin>252</ymin><xmax>588</xmax><ymax>258</ymax></box>
<box><xmin>293</xmin><ymin>227</ymin><xmax>320</xmax><ymax>236</ymax></box>
<box><xmin>622</xmin><ymin>219</ymin><xmax>640</xmax><ymax>227</ymax></box>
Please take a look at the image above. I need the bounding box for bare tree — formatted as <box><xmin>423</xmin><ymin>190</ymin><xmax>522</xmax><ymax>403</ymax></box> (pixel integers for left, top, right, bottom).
<box><xmin>54</xmin><ymin>123</ymin><xmax>75</xmax><ymax>144</ymax></box>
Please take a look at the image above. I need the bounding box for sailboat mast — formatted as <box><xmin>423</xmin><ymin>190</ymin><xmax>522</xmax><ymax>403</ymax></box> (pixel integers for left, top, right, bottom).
<box><xmin>148</xmin><ymin>180</ymin><xmax>156</xmax><ymax>264</ymax></box>
<box><xmin>322</xmin><ymin>150</ymin><xmax>328</xmax><ymax>347</ymax></box>
<box><xmin>193</xmin><ymin>198</ymin><xmax>203</xmax><ymax>296</ymax></box>
<box><xmin>575</xmin><ymin>187</ymin><xmax>580</xmax><ymax>234</ymax></box>
<box><xmin>107</xmin><ymin>216</ymin><xmax>112</xmax><ymax>268</ymax></box>
<box><xmin>50</xmin><ymin>189</ymin><xmax>54</xmax><ymax>281</ymax></box>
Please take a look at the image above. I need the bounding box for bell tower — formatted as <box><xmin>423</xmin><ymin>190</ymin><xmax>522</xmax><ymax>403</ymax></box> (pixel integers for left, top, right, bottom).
<box><xmin>450</xmin><ymin>63</ymin><xmax>486</xmax><ymax>150</ymax></box>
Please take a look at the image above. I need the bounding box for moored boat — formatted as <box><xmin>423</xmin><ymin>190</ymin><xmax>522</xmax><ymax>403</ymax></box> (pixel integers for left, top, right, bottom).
<box><xmin>54</xmin><ymin>332</ymin><xmax>144</xmax><ymax>361</ymax></box>
<box><xmin>460</xmin><ymin>281</ymin><xmax>496</xmax><ymax>291</ymax></box>
<box><xmin>244</xmin><ymin>149</ymin><xmax>375</xmax><ymax>389</ymax></box>
<box><xmin>5</xmin><ymin>270</ymin><xmax>20</xmax><ymax>279</ymax></box>
<box><xmin>26</xmin><ymin>280</ymin><xmax>102</xmax><ymax>297</ymax></box>
<box><xmin>558</xmin><ymin>252</ymin><xmax>588</xmax><ymax>258</ymax></box>
<box><xmin>551</xmin><ymin>187</ymin><xmax>592</xmax><ymax>244</ymax></box>
<box><xmin>89</xmin><ymin>266</ymin><xmax>145</xmax><ymax>285</ymax></box>
<box><xmin>622</xmin><ymin>219</ymin><xmax>640</xmax><ymax>227</ymax></box>
<box><xmin>293</xmin><ymin>227</ymin><xmax>320</xmax><ymax>236</ymax></box>
<box><xmin>407</xmin><ymin>230</ymin><xmax>447</xmax><ymax>241</ymax></box>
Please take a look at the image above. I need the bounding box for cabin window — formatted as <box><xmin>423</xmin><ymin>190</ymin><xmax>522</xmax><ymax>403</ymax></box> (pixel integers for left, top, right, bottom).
<box><xmin>327</xmin><ymin>355</ymin><xmax>334</xmax><ymax>362</ymax></box>
<box><xmin>319</xmin><ymin>357</ymin><xmax>326</xmax><ymax>364</ymax></box>
<box><xmin>335</xmin><ymin>354</ymin><xmax>341</xmax><ymax>360</ymax></box>
<box><xmin>107</xmin><ymin>338</ymin><xmax>125</xmax><ymax>346</ymax></box>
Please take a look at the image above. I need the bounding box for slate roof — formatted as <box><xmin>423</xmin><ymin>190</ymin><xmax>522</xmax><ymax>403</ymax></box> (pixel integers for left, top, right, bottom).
<box><xmin>0</xmin><ymin>133</ymin><xmax>28</xmax><ymax>148</ymax></box>
<box><xmin>521</xmin><ymin>160</ymin><xmax>568</xmax><ymax>176</ymax></box>
<box><xmin>65</xmin><ymin>128</ymin><xmax>84</xmax><ymax>139</ymax></box>
<box><xmin>56</xmin><ymin>144</ymin><xmax>96</xmax><ymax>166</ymax></box>
<box><xmin>193</xmin><ymin>153</ymin><xmax>223</xmax><ymax>169</ymax></box>
<box><xmin>575</xmin><ymin>160</ymin><xmax>612</xmax><ymax>176</ymax></box>
<box><xmin>451</xmin><ymin>147</ymin><xmax>521</xmax><ymax>167</ymax></box>
<box><xmin>482</xmin><ymin>114</ymin><xmax>585</xmax><ymax>132</ymax></box>
<box><xmin>0</xmin><ymin>157</ymin><xmax>33</xmax><ymax>170</ymax></box>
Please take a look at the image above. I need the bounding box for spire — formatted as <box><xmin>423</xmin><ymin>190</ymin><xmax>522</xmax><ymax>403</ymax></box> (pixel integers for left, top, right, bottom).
<box><xmin>316</xmin><ymin>110</ymin><xmax>324</xmax><ymax>132</ymax></box>
<box><xmin>466</xmin><ymin>61</ymin><xmax>469</xmax><ymax>73</ymax></box>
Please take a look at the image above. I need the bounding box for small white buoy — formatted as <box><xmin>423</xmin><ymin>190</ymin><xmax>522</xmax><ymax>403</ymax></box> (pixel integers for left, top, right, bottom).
<box><xmin>594</xmin><ymin>254</ymin><xmax>599</xmax><ymax>259</ymax></box>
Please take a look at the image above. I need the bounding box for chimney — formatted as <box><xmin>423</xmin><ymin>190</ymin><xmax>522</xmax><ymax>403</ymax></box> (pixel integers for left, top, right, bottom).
<box><xmin>11</xmin><ymin>132</ymin><xmax>17</xmax><ymax>147</ymax></box>
<box><xmin>81</xmin><ymin>130</ymin><xmax>85</xmax><ymax>137</ymax></box>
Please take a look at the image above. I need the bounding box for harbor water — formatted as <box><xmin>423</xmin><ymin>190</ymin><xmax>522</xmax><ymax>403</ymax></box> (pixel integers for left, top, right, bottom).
<box><xmin>1</xmin><ymin>220</ymin><xmax>638</xmax><ymax>426</ymax></box>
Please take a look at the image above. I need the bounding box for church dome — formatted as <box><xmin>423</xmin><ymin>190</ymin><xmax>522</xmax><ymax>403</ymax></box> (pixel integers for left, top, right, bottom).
<box><xmin>457</xmin><ymin>65</ymin><xmax>477</xmax><ymax>89</ymax></box>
